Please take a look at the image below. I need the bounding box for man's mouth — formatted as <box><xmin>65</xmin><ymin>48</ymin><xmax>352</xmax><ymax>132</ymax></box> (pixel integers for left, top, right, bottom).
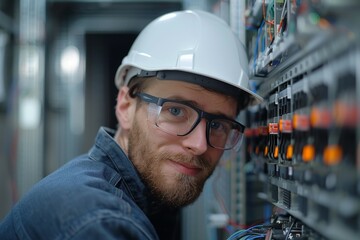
<box><xmin>167</xmin><ymin>159</ymin><xmax>202</xmax><ymax>176</ymax></box>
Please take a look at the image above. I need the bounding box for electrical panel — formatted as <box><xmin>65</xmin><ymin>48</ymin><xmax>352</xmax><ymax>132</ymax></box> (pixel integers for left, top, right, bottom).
<box><xmin>242</xmin><ymin>0</ymin><xmax>360</xmax><ymax>239</ymax></box>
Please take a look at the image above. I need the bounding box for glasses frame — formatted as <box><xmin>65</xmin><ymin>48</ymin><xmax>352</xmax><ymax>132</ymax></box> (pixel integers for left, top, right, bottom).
<box><xmin>136</xmin><ymin>92</ymin><xmax>245</xmax><ymax>150</ymax></box>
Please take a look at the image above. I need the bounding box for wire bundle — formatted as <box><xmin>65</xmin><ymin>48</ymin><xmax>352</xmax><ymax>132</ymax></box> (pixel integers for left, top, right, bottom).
<box><xmin>226</xmin><ymin>224</ymin><xmax>271</xmax><ymax>240</ymax></box>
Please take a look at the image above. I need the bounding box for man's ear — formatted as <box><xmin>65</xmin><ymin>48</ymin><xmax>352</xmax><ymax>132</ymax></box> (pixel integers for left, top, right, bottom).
<box><xmin>115</xmin><ymin>86</ymin><xmax>136</xmax><ymax>130</ymax></box>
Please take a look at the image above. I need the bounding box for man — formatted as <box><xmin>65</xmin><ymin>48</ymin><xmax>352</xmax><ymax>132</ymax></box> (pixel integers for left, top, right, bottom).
<box><xmin>0</xmin><ymin>10</ymin><xmax>262</xmax><ymax>239</ymax></box>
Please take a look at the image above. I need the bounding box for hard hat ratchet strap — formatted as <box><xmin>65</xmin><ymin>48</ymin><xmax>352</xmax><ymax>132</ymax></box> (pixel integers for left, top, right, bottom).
<box><xmin>137</xmin><ymin>70</ymin><xmax>240</xmax><ymax>98</ymax></box>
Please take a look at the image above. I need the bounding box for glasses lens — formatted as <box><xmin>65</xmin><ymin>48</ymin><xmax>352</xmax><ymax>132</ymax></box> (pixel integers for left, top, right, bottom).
<box><xmin>208</xmin><ymin>119</ymin><xmax>243</xmax><ymax>149</ymax></box>
<box><xmin>155</xmin><ymin>101</ymin><xmax>199</xmax><ymax>135</ymax></box>
<box><xmin>143</xmin><ymin>93</ymin><xmax>244</xmax><ymax>150</ymax></box>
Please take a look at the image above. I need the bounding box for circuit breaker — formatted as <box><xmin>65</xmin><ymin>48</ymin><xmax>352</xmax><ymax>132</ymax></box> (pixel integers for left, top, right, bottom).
<box><xmin>241</xmin><ymin>0</ymin><xmax>360</xmax><ymax>239</ymax></box>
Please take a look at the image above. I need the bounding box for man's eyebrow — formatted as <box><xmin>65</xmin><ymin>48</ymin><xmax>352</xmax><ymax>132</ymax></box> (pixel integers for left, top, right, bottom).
<box><xmin>165</xmin><ymin>95</ymin><xmax>236</xmax><ymax>119</ymax></box>
<box><xmin>172</xmin><ymin>98</ymin><xmax>200</xmax><ymax>107</ymax></box>
<box><xmin>163</xmin><ymin>95</ymin><xmax>198</xmax><ymax>105</ymax></box>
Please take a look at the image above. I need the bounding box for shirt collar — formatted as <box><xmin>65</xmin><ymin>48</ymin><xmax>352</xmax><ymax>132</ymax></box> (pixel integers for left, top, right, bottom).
<box><xmin>89</xmin><ymin>127</ymin><xmax>152</xmax><ymax>214</ymax></box>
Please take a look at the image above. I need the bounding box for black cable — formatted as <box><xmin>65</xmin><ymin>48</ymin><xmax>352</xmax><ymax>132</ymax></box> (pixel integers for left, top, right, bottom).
<box><xmin>284</xmin><ymin>220</ymin><xmax>296</xmax><ymax>240</ymax></box>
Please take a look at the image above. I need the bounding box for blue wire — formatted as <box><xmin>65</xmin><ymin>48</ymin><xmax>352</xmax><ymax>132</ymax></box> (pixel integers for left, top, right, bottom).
<box><xmin>253</xmin><ymin>20</ymin><xmax>265</xmax><ymax>71</ymax></box>
<box><xmin>226</xmin><ymin>225</ymin><xmax>235</xmax><ymax>234</ymax></box>
<box><xmin>246</xmin><ymin>235</ymin><xmax>266</xmax><ymax>240</ymax></box>
<box><xmin>227</xmin><ymin>224</ymin><xmax>266</xmax><ymax>240</ymax></box>
<box><xmin>227</xmin><ymin>229</ymin><xmax>246</xmax><ymax>240</ymax></box>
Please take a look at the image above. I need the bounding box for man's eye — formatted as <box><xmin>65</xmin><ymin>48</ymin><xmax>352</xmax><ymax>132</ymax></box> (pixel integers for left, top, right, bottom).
<box><xmin>210</xmin><ymin>121</ymin><xmax>223</xmax><ymax>130</ymax></box>
<box><xmin>168</xmin><ymin>107</ymin><xmax>183</xmax><ymax>117</ymax></box>
<box><xmin>210</xmin><ymin>120</ymin><xmax>232</xmax><ymax>134</ymax></box>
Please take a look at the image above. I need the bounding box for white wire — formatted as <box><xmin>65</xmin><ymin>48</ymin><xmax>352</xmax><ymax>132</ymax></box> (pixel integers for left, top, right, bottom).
<box><xmin>280</xmin><ymin>0</ymin><xmax>288</xmax><ymax>21</ymax></box>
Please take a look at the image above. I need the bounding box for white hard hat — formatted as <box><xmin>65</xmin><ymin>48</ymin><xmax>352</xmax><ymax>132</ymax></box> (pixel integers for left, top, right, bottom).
<box><xmin>115</xmin><ymin>10</ymin><xmax>263</xmax><ymax>105</ymax></box>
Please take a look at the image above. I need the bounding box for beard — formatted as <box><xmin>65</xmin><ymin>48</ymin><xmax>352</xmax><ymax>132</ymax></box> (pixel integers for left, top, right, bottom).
<box><xmin>128</xmin><ymin>118</ymin><xmax>216</xmax><ymax>209</ymax></box>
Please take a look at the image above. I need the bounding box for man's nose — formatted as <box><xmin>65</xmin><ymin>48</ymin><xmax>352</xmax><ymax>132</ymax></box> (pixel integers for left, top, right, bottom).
<box><xmin>181</xmin><ymin>119</ymin><xmax>208</xmax><ymax>155</ymax></box>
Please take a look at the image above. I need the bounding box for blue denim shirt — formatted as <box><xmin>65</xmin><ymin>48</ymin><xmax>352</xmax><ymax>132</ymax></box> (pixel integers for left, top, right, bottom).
<box><xmin>0</xmin><ymin>127</ymin><xmax>159</xmax><ymax>240</ymax></box>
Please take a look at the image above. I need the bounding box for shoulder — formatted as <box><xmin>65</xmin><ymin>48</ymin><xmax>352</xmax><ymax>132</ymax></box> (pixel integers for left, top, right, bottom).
<box><xmin>1</xmin><ymin>156</ymin><xmax>158</xmax><ymax>240</ymax></box>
